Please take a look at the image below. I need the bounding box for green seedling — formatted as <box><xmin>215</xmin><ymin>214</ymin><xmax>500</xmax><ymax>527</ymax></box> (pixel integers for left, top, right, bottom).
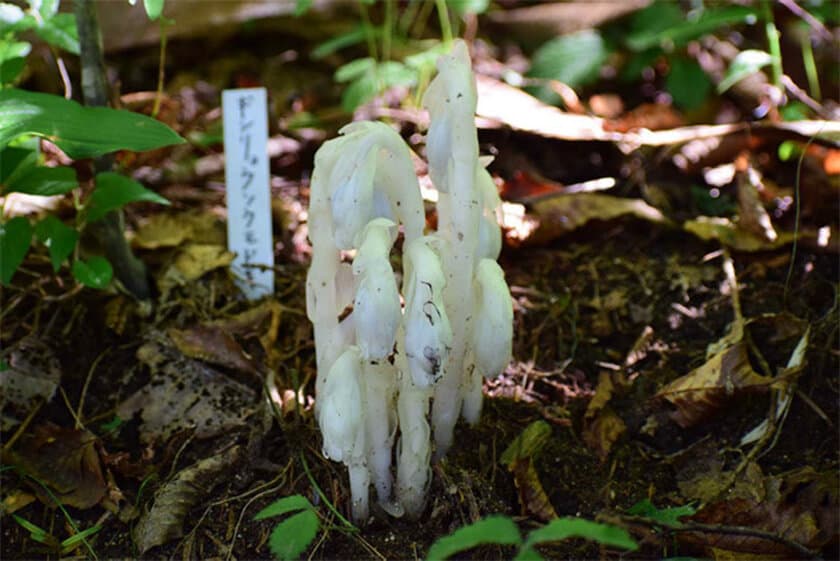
<box><xmin>425</xmin><ymin>515</ymin><xmax>639</xmax><ymax>561</ymax></box>
<box><xmin>253</xmin><ymin>495</ymin><xmax>320</xmax><ymax>561</ymax></box>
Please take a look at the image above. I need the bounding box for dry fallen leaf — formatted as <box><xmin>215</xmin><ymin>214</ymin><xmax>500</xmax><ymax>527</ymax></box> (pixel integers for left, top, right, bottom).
<box><xmin>656</xmin><ymin>341</ymin><xmax>770</xmax><ymax>428</ymax></box>
<box><xmin>133</xmin><ymin>445</ymin><xmax>241</xmax><ymax>553</ymax></box>
<box><xmin>582</xmin><ymin>372</ymin><xmax>627</xmax><ymax>461</ymax></box>
<box><xmin>0</xmin><ymin>337</ymin><xmax>61</xmax><ymax>431</ymax></box>
<box><xmin>156</xmin><ymin>243</ymin><xmax>234</xmax><ymax>292</ymax></box>
<box><xmin>8</xmin><ymin>423</ymin><xmax>107</xmax><ymax>509</ymax></box>
<box><xmin>117</xmin><ymin>342</ymin><xmax>258</xmax><ymax>444</ymax></box>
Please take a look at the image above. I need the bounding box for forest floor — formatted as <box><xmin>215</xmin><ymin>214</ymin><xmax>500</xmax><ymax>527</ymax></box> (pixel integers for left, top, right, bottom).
<box><xmin>2</xmin><ymin>5</ymin><xmax>838</xmax><ymax>560</ymax></box>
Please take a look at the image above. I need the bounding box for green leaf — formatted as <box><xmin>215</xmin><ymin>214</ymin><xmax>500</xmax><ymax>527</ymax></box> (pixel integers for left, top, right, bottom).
<box><xmin>5</xmin><ymin>165</ymin><xmax>77</xmax><ymax>196</ymax></box>
<box><xmin>0</xmin><ymin>56</ymin><xmax>26</xmax><ymax>85</ymax></box>
<box><xmin>335</xmin><ymin>57</ymin><xmax>375</xmax><ymax>83</ymax></box>
<box><xmin>254</xmin><ymin>495</ymin><xmax>313</xmax><ymax>521</ymax></box>
<box><xmin>426</xmin><ymin>516</ymin><xmax>522</xmax><ymax>561</ymax></box>
<box><xmin>143</xmin><ymin>0</ymin><xmax>164</xmax><ymax>20</ymax></box>
<box><xmin>666</xmin><ymin>57</ymin><xmax>712</xmax><ymax>110</ymax></box>
<box><xmin>627</xmin><ymin>499</ymin><xmax>696</xmax><ymax>527</ymax></box>
<box><xmin>85</xmin><ymin>172</ymin><xmax>170</xmax><ymax>223</ymax></box>
<box><xmin>527</xmin><ymin>30</ymin><xmax>608</xmax><ymax>102</ymax></box>
<box><xmin>35</xmin><ymin>215</ymin><xmax>78</xmax><ymax>271</ymax></box>
<box><xmin>311</xmin><ymin>26</ymin><xmax>367</xmax><ymax>60</ymax></box>
<box><xmin>450</xmin><ymin>0</ymin><xmax>490</xmax><ymax>16</ymax></box>
<box><xmin>35</xmin><ymin>0</ymin><xmax>60</xmax><ymax>19</ymax></box>
<box><xmin>12</xmin><ymin>514</ymin><xmax>57</xmax><ymax>546</ymax></box>
<box><xmin>341</xmin><ymin>73</ymin><xmax>378</xmax><ymax>113</ymax></box>
<box><xmin>0</xmin><ymin>89</ymin><xmax>185</xmax><ymax>159</ymax></box>
<box><xmin>718</xmin><ymin>49</ymin><xmax>773</xmax><ymax>93</ymax></box>
<box><xmin>294</xmin><ymin>0</ymin><xmax>312</xmax><ymax>17</ymax></box>
<box><xmin>60</xmin><ymin>524</ymin><xmax>102</xmax><ymax>551</ymax></box>
<box><xmin>0</xmin><ymin>145</ymin><xmax>37</xmax><ymax>183</ymax></box>
<box><xmin>0</xmin><ymin>216</ymin><xmax>32</xmax><ymax>285</ymax></box>
<box><xmin>34</xmin><ymin>13</ymin><xmax>79</xmax><ymax>54</ymax></box>
<box><xmin>72</xmin><ymin>256</ymin><xmax>112</xmax><ymax>289</ymax></box>
<box><xmin>521</xmin><ymin>517</ymin><xmax>638</xmax><ymax>553</ymax></box>
<box><xmin>627</xmin><ymin>5</ymin><xmax>757</xmax><ymax>52</ymax></box>
<box><xmin>267</xmin><ymin>509</ymin><xmax>319</xmax><ymax>561</ymax></box>
<box><xmin>376</xmin><ymin>61</ymin><xmax>416</xmax><ymax>88</ymax></box>
<box><xmin>0</xmin><ymin>39</ymin><xmax>31</xmax><ymax>63</ymax></box>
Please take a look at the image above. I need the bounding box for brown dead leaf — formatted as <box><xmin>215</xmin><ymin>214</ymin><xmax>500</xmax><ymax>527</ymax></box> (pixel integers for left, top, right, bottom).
<box><xmin>118</xmin><ymin>342</ymin><xmax>258</xmax><ymax>444</ymax></box>
<box><xmin>683</xmin><ymin>217</ymin><xmax>801</xmax><ymax>252</ymax></box>
<box><xmin>582</xmin><ymin>372</ymin><xmax>626</xmax><ymax>460</ymax></box>
<box><xmin>510</xmin><ymin>458</ymin><xmax>558</xmax><ymax>521</ymax></box>
<box><xmin>168</xmin><ymin>326</ymin><xmax>259</xmax><ymax>375</ymax></box>
<box><xmin>133</xmin><ymin>445</ymin><xmax>241</xmax><ymax>553</ymax></box>
<box><xmin>656</xmin><ymin>341</ymin><xmax>771</xmax><ymax>428</ymax></box>
<box><xmin>156</xmin><ymin>243</ymin><xmax>234</xmax><ymax>292</ymax></box>
<box><xmin>682</xmin><ymin>464</ymin><xmax>838</xmax><ymax>556</ymax></box>
<box><xmin>528</xmin><ymin>193</ymin><xmax>670</xmax><ymax>245</ymax></box>
<box><xmin>8</xmin><ymin>423</ymin><xmax>107</xmax><ymax>509</ymax></box>
<box><xmin>0</xmin><ymin>336</ymin><xmax>61</xmax><ymax>431</ymax></box>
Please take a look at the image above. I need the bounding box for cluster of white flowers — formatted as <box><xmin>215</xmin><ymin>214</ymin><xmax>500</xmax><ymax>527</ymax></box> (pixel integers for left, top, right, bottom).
<box><xmin>305</xmin><ymin>40</ymin><xmax>513</xmax><ymax>523</ymax></box>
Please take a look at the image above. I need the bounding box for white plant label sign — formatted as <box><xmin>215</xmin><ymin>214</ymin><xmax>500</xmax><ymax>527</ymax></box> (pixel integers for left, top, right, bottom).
<box><xmin>222</xmin><ymin>88</ymin><xmax>274</xmax><ymax>300</ymax></box>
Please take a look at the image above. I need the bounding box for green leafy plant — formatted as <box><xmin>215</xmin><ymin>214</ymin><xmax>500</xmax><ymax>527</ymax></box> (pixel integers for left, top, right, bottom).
<box><xmin>253</xmin><ymin>494</ymin><xmax>321</xmax><ymax>561</ymax></box>
<box><xmin>12</xmin><ymin>514</ymin><xmax>102</xmax><ymax>557</ymax></box>
<box><xmin>425</xmin><ymin>515</ymin><xmax>638</xmax><ymax>561</ymax></box>
<box><xmin>298</xmin><ymin>0</ymin><xmax>488</xmax><ymax>112</ymax></box>
<box><xmin>0</xmin><ymin>89</ymin><xmax>183</xmax><ymax>288</ymax></box>
<box><xmin>0</xmin><ymin>0</ymin><xmax>79</xmax><ymax>86</ymax></box>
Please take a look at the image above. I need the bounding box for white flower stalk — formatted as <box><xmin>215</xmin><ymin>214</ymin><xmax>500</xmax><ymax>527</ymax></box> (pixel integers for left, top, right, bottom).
<box><xmin>395</xmin><ymin>332</ymin><xmax>433</xmax><ymax>519</ymax></box>
<box><xmin>307</xmin><ymin>39</ymin><xmax>512</xmax><ymax>523</ymax></box>
<box><xmin>318</xmin><ymin>346</ymin><xmax>370</xmax><ymax>521</ymax></box>
<box><xmin>424</xmin><ymin>40</ymin><xmax>482</xmax><ymax>459</ymax></box>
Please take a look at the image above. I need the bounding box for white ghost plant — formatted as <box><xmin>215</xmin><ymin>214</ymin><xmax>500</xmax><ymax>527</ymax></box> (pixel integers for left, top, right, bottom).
<box><xmin>306</xmin><ymin>40</ymin><xmax>513</xmax><ymax>524</ymax></box>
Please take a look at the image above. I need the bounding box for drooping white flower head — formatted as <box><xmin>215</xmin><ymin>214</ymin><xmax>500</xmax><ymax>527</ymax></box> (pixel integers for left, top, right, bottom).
<box><xmin>402</xmin><ymin>236</ymin><xmax>452</xmax><ymax>387</ymax></box>
<box><xmin>353</xmin><ymin>218</ymin><xmax>401</xmax><ymax>361</ymax></box>
<box><xmin>319</xmin><ymin>346</ymin><xmax>365</xmax><ymax>463</ymax></box>
<box><xmin>471</xmin><ymin>259</ymin><xmax>513</xmax><ymax>378</ymax></box>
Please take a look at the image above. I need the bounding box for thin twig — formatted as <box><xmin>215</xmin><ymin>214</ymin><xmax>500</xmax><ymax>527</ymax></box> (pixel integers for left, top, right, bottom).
<box><xmin>777</xmin><ymin>0</ymin><xmax>833</xmax><ymax>41</ymax></box>
<box><xmin>607</xmin><ymin>513</ymin><xmax>821</xmax><ymax>559</ymax></box>
<box><xmin>76</xmin><ymin>349</ymin><xmax>109</xmax><ymax>429</ymax></box>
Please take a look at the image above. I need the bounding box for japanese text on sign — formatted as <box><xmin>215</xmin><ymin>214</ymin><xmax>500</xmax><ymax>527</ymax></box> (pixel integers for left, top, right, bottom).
<box><xmin>222</xmin><ymin>88</ymin><xmax>274</xmax><ymax>300</ymax></box>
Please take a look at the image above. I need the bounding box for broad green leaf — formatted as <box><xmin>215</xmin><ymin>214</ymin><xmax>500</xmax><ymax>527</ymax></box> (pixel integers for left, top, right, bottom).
<box><xmin>0</xmin><ymin>39</ymin><xmax>31</xmax><ymax>62</ymax></box>
<box><xmin>335</xmin><ymin>57</ymin><xmax>375</xmax><ymax>83</ymax></box>
<box><xmin>666</xmin><ymin>57</ymin><xmax>712</xmax><ymax>110</ymax></box>
<box><xmin>718</xmin><ymin>49</ymin><xmax>773</xmax><ymax>93</ymax></box>
<box><xmin>72</xmin><ymin>256</ymin><xmax>112</xmax><ymax>289</ymax></box>
<box><xmin>625</xmin><ymin>1</ymin><xmax>684</xmax><ymax>51</ymax></box>
<box><xmin>0</xmin><ymin>145</ymin><xmax>37</xmax><ymax>183</ymax></box>
<box><xmin>426</xmin><ymin>516</ymin><xmax>522</xmax><ymax>561</ymax></box>
<box><xmin>34</xmin><ymin>13</ymin><xmax>79</xmax><ymax>54</ymax></box>
<box><xmin>627</xmin><ymin>5</ymin><xmax>757</xmax><ymax>51</ymax></box>
<box><xmin>527</xmin><ymin>30</ymin><xmax>608</xmax><ymax>103</ymax></box>
<box><xmin>520</xmin><ymin>517</ymin><xmax>638</xmax><ymax>554</ymax></box>
<box><xmin>0</xmin><ymin>89</ymin><xmax>185</xmax><ymax>159</ymax></box>
<box><xmin>85</xmin><ymin>172</ymin><xmax>169</xmax><ymax>222</ymax></box>
<box><xmin>5</xmin><ymin>165</ymin><xmax>77</xmax><ymax>196</ymax></box>
<box><xmin>267</xmin><ymin>509</ymin><xmax>319</xmax><ymax>561</ymax></box>
<box><xmin>451</xmin><ymin>0</ymin><xmax>489</xmax><ymax>16</ymax></box>
<box><xmin>627</xmin><ymin>499</ymin><xmax>696</xmax><ymax>527</ymax></box>
<box><xmin>341</xmin><ymin>73</ymin><xmax>378</xmax><ymax>112</ymax></box>
<box><xmin>377</xmin><ymin>61</ymin><xmax>416</xmax><ymax>88</ymax></box>
<box><xmin>254</xmin><ymin>495</ymin><xmax>313</xmax><ymax>521</ymax></box>
<box><xmin>0</xmin><ymin>56</ymin><xmax>25</xmax><ymax>85</ymax></box>
<box><xmin>143</xmin><ymin>0</ymin><xmax>164</xmax><ymax>20</ymax></box>
<box><xmin>35</xmin><ymin>215</ymin><xmax>78</xmax><ymax>271</ymax></box>
<box><xmin>0</xmin><ymin>216</ymin><xmax>32</xmax><ymax>285</ymax></box>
